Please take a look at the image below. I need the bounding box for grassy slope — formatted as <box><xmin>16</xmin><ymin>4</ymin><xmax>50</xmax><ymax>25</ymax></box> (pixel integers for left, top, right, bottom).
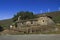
<box><xmin>0</xmin><ymin>19</ymin><xmax>13</xmax><ymax>27</ymax></box>
<box><xmin>37</xmin><ymin>11</ymin><xmax>60</xmax><ymax>23</ymax></box>
<box><xmin>0</xmin><ymin>11</ymin><xmax>60</xmax><ymax>27</ymax></box>
<box><xmin>46</xmin><ymin>11</ymin><xmax>60</xmax><ymax>23</ymax></box>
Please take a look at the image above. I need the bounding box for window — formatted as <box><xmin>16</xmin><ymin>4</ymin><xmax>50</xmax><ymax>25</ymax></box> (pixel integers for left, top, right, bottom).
<box><xmin>43</xmin><ymin>20</ymin><xmax>44</xmax><ymax>22</ymax></box>
<box><xmin>31</xmin><ymin>21</ymin><xmax>33</xmax><ymax>24</ymax></box>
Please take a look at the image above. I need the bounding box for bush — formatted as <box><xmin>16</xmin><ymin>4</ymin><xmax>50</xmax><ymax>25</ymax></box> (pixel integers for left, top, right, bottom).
<box><xmin>0</xmin><ymin>26</ymin><xmax>4</xmax><ymax>32</ymax></box>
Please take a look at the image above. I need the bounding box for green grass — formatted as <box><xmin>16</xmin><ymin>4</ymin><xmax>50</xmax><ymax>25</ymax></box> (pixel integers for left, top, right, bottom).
<box><xmin>0</xmin><ymin>19</ymin><xmax>13</xmax><ymax>27</ymax></box>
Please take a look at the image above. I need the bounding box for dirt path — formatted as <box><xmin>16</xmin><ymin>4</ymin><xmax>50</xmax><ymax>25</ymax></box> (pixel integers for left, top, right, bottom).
<box><xmin>0</xmin><ymin>34</ymin><xmax>60</xmax><ymax>40</ymax></box>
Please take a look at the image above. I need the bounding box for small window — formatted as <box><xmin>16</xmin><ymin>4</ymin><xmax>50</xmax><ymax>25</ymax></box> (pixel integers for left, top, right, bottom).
<box><xmin>31</xmin><ymin>21</ymin><xmax>33</xmax><ymax>24</ymax></box>
<box><xmin>43</xmin><ymin>20</ymin><xmax>44</xmax><ymax>22</ymax></box>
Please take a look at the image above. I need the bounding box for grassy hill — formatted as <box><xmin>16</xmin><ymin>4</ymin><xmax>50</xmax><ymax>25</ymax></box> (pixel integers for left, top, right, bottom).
<box><xmin>37</xmin><ymin>11</ymin><xmax>60</xmax><ymax>23</ymax></box>
<box><xmin>0</xmin><ymin>11</ymin><xmax>60</xmax><ymax>28</ymax></box>
<box><xmin>46</xmin><ymin>11</ymin><xmax>60</xmax><ymax>23</ymax></box>
<box><xmin>0</xmin><ymin>19</ymin><xmax>13</xmax><ymax>28</ymax></box>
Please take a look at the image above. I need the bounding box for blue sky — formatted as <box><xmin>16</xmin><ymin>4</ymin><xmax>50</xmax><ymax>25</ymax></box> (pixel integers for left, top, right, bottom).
<box><xmin>0</xmin><ymin>0</ymin><xmax>60</xmax><ymax>20</ymax></box>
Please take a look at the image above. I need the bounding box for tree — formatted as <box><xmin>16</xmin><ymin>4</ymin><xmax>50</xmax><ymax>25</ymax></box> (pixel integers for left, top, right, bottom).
<box><xmin>12</xmin><ymin>14</ymin><xmax>18</xmax><ymax>22</ymax></box>
<box><xmin>12</xmin><ymin>11</ymin><xmax>36</xmax><ymax>22</ymax></box>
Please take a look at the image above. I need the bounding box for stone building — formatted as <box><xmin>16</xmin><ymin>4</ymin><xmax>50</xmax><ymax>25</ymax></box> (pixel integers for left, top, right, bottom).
<box><xmin>16</xmin><ymin>16</ymin><xmax>55</xmax><ymax>27</ymax></box>
<box><xmin>10</xmin><ymin>15</ymin><xmax>55</xmax><ymax>33</ymax></box>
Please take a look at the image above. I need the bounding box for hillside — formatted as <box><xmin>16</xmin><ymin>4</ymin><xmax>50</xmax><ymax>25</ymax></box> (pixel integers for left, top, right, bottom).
<box><xmin>46</xmin><ymin>11</ymin><xmax>60</xmax><ymax>23</ymax></box>
<box><xmin>0</xmin><ymin>19</ymin><xmax>13</xmax><ymax>27</ymax></box>
<box><xmin>37</xmin><ymin>11</ymin><xmax>60</xmax><ymax>23</ymax></box>
<box><xmin>0</xmin><ymin>11</ymin><xmax>60</xmax><ymax>27</ymax></box>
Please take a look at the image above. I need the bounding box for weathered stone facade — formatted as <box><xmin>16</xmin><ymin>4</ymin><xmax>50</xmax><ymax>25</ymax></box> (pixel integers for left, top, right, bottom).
<box><xmin>37</xmin><ymin>16</ymin><xmax>55</xmax><ymax>25</ymax></box>
<box><xmin>10</xmin><ymin>16</ymin><xmax>55</xmax><ymax>33</ymax></box>
<box><xmin>17</xmin><ymin>16</ymin><xmax>55</xmax><ymax>27</ymax></box>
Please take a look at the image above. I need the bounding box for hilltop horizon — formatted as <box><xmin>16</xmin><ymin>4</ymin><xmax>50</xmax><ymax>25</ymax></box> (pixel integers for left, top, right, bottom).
<box><xmin>0</xmin><ymin>10</ymin><xmax>60</xmax><ymax>20</ymax></box>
